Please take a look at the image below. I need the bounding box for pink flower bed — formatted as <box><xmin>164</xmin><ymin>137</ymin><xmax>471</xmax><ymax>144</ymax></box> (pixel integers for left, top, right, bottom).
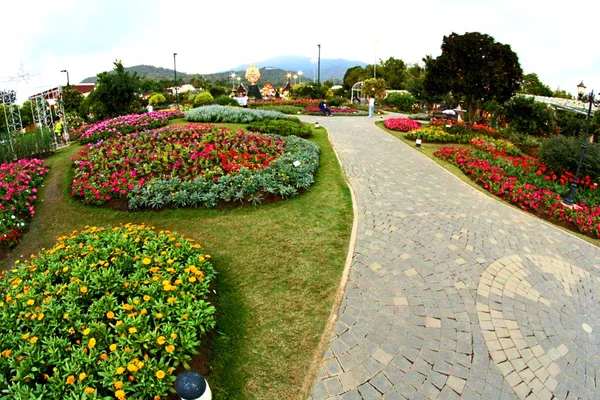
<box><xmin>384</xmin><ymin>118</ymin><xmax>421</xmax><ymax>132</ymax></box>
<box><xmin>0</xmin><ymin>159</ymin><xmax>49</xmax><ymax>246</ymax></box>
<box><xmin>79</xmin><ymin>111</ymin><xmax>184</xmax><ymax>144</ymax></box>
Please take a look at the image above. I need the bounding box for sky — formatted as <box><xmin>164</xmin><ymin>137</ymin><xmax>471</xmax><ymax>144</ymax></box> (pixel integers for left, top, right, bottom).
<box><xmin>2</xmin><ymin>0</ymin><xmax>600</xmax><ymax>104</ymax></box>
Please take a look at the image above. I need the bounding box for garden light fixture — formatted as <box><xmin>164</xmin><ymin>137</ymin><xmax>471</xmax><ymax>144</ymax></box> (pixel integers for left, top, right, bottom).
<box><xmin>577</xmin><ymin>81</ymin><xmax>586</xmax><ymax>99</ymax></box>
<box><xmin>173</xmin><ymin>53</ymin><xmax>179</xmax><ymax>109</ymax></box>
<box><xmin>174</xmin><ymin>371</ymin><xmax>212</xmax><ymax>400</ymax></box>
<box><xmin>416</xmin><ymin>134</ymin><xmax>422</xmax><ymax>148</ymax></box>
<box><xmin>315</xmin><ymin>121</ymin><xmax>319</xmax><ymax>128</ymax></box>
<box><xmin>298</xmin><ymin>71</ymin><xmax>303</xmax><ymax>83</ymax></box>
<box><xmin>60</xmin><ymin>70</ymin><xmax>69</xmax><ymax>86</ymax></box>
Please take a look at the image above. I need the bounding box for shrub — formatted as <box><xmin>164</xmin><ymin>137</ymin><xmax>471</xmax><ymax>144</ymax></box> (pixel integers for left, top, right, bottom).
<box><xmin>384</xmin><ymin>118</ymin><xmax>421</xmax><ymax>132</ymax></box>
<box><xmin>408</xmin><ymin>113</ymin><xmax>430</xmax><ymax>121</ymax></box>
<box><xmin>185</xmin><ymin>105</ymin><xmax>289</xmax><ymax>123</ymax></box>
<box><xmin>247</xmin><ymin>119</ymin><xmax>312</xmax><ymax>138</ymax></box>
<box><xmin>326</xmin><ymin>98</ymin><xmax>348</xmax><ymax>107</ymax></box>
<box><xmin>0</xmin><ymin>129</ymin><xmax>55</xmax><ymax>163</ymax></box>
<box><xmin>538</xmin><ymin>135</ymin><xmax>600</xmax><ymax>182</ymax></box>
<box><xmin>0</xmin><ymin>223</ymin><xmax>216</xmax><ymax>399</ymax></box>
<box><xmin>148</xmin><ymin>93</ymin><xmax>167</xmax><ymax>106</ymax></box>
<box><xmin>385</xmin><ymin>93</ymin><xmax>417</xmax><ymax>111</ymax></box>
<box><xmin>257</xmin><ymin>106</ymin><xmax>305</xmax><ymax>115</ymax></box>
<box><xmin>504</xmin><ymin>96</ymin><xmax>556</xmax><ymax>136</ymax></box>
<box><xmin>65</xmin><ymin>113</ymin><xmax>85</xmax><ymax>130</ymax></box>
<box><xmin>556</xmin><ymin>110</ymin><xmax>587</xmax><ymax>137</ymax></box>
<box><xmin>405</xmin><ymin>126</ymin><xmax>473</xmax><ymax>143</ymax></box>
<box><xmin>194</xmin><ymin>92</ymin><xmax>214</xmax><ymax>107</ymax></box>
<box><xmin>214</xmin><ymin>96</ymin><xmax>239</xmax><ymax>107</ymax></box>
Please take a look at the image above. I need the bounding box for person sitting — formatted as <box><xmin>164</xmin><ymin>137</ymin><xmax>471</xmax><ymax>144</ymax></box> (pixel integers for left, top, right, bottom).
<box><xmin>319</xmin><ymin>100</ymin><xmax>331</xmax><ymax>116</ymax></box>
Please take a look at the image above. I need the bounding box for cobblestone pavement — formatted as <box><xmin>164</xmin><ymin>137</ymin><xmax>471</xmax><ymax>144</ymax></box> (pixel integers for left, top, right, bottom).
<box><xmin>302</xmin><ymin>114</ymin><xmax>600</xmax><ymax>400</ymax></box>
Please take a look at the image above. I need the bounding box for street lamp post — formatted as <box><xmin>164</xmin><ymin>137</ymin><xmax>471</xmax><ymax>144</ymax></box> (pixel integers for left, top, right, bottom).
<box><xmin>60</xmin><ymin>70</ymin><xmax>70</xmax><ymax>86</ymax></box>
<box><xmin>562</xmin><ymin>82</ymin><xmax>596</xmax><ymax>207</ymax></box>
<box><xmin>293</xmin><ymin>74</ymin><xmax>298</xmax><ymax>85</ymax></box>
<box><xmin>231</xmin><ymin>73</ymin><xmax>237</xmax><ymax>90</ymax></box>
<box><xmin>317</xmin><ymin>44</ymin><xmax>321</xmax><ymax>85</ymax></box>
<box><xmin>173</xmin><ymin>53</ymin><xmax>179</xmax><ymax>109</ymax></box>
<box><xmin>286</xmin><ymin>73</ymin><xmax>292</xmax><ymax>84</ymax></box>
<box><xmin>298</xmin><ymin>71</ymin><xmax>303</xmax><ymax>83</ymax></box>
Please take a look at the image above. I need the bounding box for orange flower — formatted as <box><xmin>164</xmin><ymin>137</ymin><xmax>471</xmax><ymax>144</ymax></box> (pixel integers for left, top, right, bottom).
<box><xmin>88</xmin><ymin>338</ymin><xmax>96</xmax><ymax>349</ymax></box>
<box><xmin>155</xmin><ymin>313</ymin><xmax>163</xmax><ymax>319</ymax></box>
<box><xmin>114</xmin><ymin>381</ymin><xmax>123</xmax><ymax>389</ymax></box>
<box><xmin>79</xmin><ymin>372</ymin><xmax>87</xmax><ymax>381</ymax></box>
<box><xmin>155</xmin><ymin>370</ymin><xmax>166</xmax><ymax>379</ymax></box>
<box><xmin>157</xmin><ymin>336</ymin><xmax>166</xmax><ymax>345</ymax></box>
<box><xmin>80</xmin><ymin>286</ymin><xmax>88</xmax><ymax>294</ymax></box>
<box><xmin>166</xmin><ymin>345</ymin><xmax>175</xmax><ymax>353</ymax></box>
<box><xmin>66</xmin><ymin>375</ymin><xmax>75</xmax><ymax>384</ymax></box>
<box><xmin>127</xmin><ymin>364</ymin><xmax>138</xmax><ymax>373</ymax></box>
<box><xmin>116</xmin><ymin>367</ymin><xmax>125</xmax><ymax>375</ymax></box>
<box><xmin>107</xmin><ymin>311</ymin><xmax>115</xmax><ymax>319</ymax></box>
<box><xmin>100</xmin><ymin>353</ymin><xmax>109</xmax><ymax>360</ymax></box>
<box><xmin>29</xmin><ymin>337</ymin><xmax>38</xmax><ymax>344</ymax></box>
<box><xmin>170</xmin><ymin>333</ymin><xmax>178</xmax><ymax>339</ymax></box>
<box><xmin>84</xmin><ymin>387</ymin><xmax>95</xmax><ymax>394</ymax></box>
<box><xmin>115</xmin><ymin>389</ymin><xmax>125</xmax><ymax>399</ymax></box>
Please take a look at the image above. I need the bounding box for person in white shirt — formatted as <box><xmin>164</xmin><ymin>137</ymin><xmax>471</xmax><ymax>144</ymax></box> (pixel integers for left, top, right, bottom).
<box><xmin>146</xmin><ymin>104</ymin><xmax>153</xmax><ymax>113</ymax></box>
<box><xmin>368</xmin><ymin>96</ymin><xmax>375</xmax><ymax>117</ymax></box>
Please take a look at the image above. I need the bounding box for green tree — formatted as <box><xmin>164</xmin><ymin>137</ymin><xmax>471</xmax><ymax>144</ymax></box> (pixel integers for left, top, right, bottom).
<box><xmin>86</xmin><ymin>60</ymin><xmax>141</xmax><ymax>119</ymax></box>
<box><xmin>148</xmin><ymin>93</ymin><xmax>166</xmax><ymax>106</ymax></box>
<box><xmin>504</xmin><ymin>96</ymin><xmax>555</xmax><ymax>136</ymax></box>
<box><xmin>194</xmin><ymin>92</ymin><xmax>214</xmax><ymax>106</ymax></box>
<box><xmin>423</xmin><ymin>32</ymin><xmax>523</xmax><ymax>121</ymax></box>
<box><xmin>139</xmin><ymin>78</ymin><xmax>163</xmax><ymax>94</ymax></box>
<box><xmin>553</xmin><ymin>88</ymin><xmax>573</xmax><ymax>99</ymax></box>
<box><xmin>61</xmin><ymin>85</ymin><xmax>85</xmax><ymax>114</ymax></box>
<box><xmin>20</xmin><ymin>101</ymin><xmax>33</xmax><ymax>127</ymax></box>
<box><xmin>190</xmin><ymin>76</ymin><xmax>207</xmax><ymax>89</ymax></box>
<box><xmin>362</xmin><ymin>78</ymin><xmax>387</xmax><ymax>98</ymax></box>
<box><xmin>378</xmin><ymin>57</ymin><xmax>408</xmax><ymax>89</ymax></box>
<box><xmin>519</xmin><ymin>73</ymin><xmax>553</xmax><ymax>97</ymax></box>
<box><xmin>343</xmin><ymin>66</ymin><xmax>368</xmax><ymax>90</ymax></box>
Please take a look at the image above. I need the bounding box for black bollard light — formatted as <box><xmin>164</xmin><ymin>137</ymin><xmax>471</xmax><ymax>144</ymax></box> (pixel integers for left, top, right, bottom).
<box><xmin>174</xmin><ymin>371</ymin><xmax>212</xmax><ymax>400</ymax></box>
<box><xmin>315</xmin><ymin>121</ymin><xmax>319</xmax><ymax>129</ymax></box>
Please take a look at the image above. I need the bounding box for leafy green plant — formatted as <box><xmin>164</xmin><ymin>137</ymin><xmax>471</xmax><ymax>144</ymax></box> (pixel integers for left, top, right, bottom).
<box><xmin>185</xmin><ymin>105</ymin><xmax>289</xmax><ymax>124</ymax></box>
<box><xmin>539</xmin><ymin>135</ymin><xmax>600</xmax><ymax>181</ymax></box>
<box><xmin>148</xmin><ymin>93</ymin><xmax>167</xmax><ymax>106</ymax></box>
<box><xmin>246</xmin><ymin>120</ymin><xmax>312</xmax><ymax>138</ymax></box>
<box><xmin>408</xmin><ymin>113</ymin><xmax>430</xmax><ymax>121</ymax></box>
<box><xmin>504</xmin><ymin>96</ymin><xmax>556</xmax><ymax>136</ymax></box>
<box><xmin>0</xmin><ymin>129</ymin><xmax>56</xmax><ymax>163</ymax></box>
<box><xmin>214</xmin><ymin>96</ymin><xmax>239</xmax><ymax>107</ymax></box>
<box><xmin>0</xmin><ymin>223</ymin><xmax>216</xmax><ymax>399</ymax></box>
<box><xmin>193</xmin><ymin>92</ymin><xmax>214</xmax><ymax>107</ymax></box>
<box><xmin>256</xmin><ymin>106</ymin><xmax>304</xmax><ymax>115</ymax></box>
<box><xmin>325</xmin><ymin>98</ymin><xmax>348</xmax><ymax>107</ymax></box>
<box><xmin>385</xmin><ymin>92</ymin><xmax>417</xmax><ymax>111</ymax></box>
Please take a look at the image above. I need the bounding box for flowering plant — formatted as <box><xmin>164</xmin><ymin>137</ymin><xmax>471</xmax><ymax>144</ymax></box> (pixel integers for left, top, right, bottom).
<box><xmin>79</xmin><ymin>111</ymin><xmax>184</xmax><ymax>144</ymax></box>
<box><xmin>0</xmin><ymin>158</ymin><xmax>49</xmax><ymax>247</ymax></box>
<box><xmin>0</xmin><ymin>223</ymin><xmax>216</xmax><ymax>399</ymax></box>
<box><xmin>384</xmin><ymin>118</ymin><xmax>421</xmax><ymax>132</ymax></box>
<box><xmin>405</xmin><ymin>126</ymin><xmax>473</xmax><ymax>144</ymax></box>
<box><xmin>302</xmin><ymin>105</ymin><xmax>366</xmax><ymax>116</ymax></box>
<box><xmin>185</xmin><ymin>105</ymin><xmax>289</xmax><ymax>123</ymax></box>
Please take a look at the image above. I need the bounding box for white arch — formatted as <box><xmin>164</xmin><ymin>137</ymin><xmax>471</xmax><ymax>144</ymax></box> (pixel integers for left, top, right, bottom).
<box><xmin>351</xmin><ymin>81</ymin><xmax>364</xmax><ymax>104</ymax></box>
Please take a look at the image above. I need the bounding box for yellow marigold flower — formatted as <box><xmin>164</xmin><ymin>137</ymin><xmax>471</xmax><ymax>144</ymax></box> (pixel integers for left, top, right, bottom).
<box><xmin>166</xmin><ymin>345</ymin><xmax>175</xmax><ymax>352</ymax></box>
<box><xmin>80</xmin><ymin>286</ymin><xmax>88</xmax><ymax>294</ymax></box>
<box><xmin>88</xmin><ymin>338</ymin><xmax>96</xmax><ymax>349</ymax></box>
<box><xmin>143</xmin><ymin>295</ymin><xmax>150</xmax><ymax>301</ymax></box>
<box><xmin>116</xmin><ymin>367</ymin><xmax>125</xmax><ymax>375</ymax></box>
<box><xmin>133</xmin><ymin>299</ymin><xmax>140</xmax><ymax>305</ymax></box>
<box><xmin>170</xmin><ymin>333</ymin><xmax>178</xmax><ymax>339</ymax></box>
<box><xmin>26</xmin><ymin>299</ymin><xmax>34</xmax><ymax>306</ymax></box>
<box><xmin>127</xmin><ymin>364</ymin><xmax>138</xmax><ymax>373</ymax></box>
<box><xmin>29</xmin><ymin>336</ymin><xmax>38</xmax><ymax>344</ymax></box>
<box><xmin>83</xmin><ymin>328</ymin><xmax>90</xmax><ymax>335</ymax></box>
<box><xmin>157</xmin><ymin>336</ymin><xmax>166</xmax><ymax>345</ymax></box>
<box><xmin>116</xmin><ymin>320</ymin><xmax>123</xmax><ymax>327</ymax></box>
<box><xmin>128</xmin><ymin>327</ymin><xmax>137</xmax><ymax>334</ymax></box>
<box><xmin>140</xmin><ymin>309</ymin><xmax>147</xmax><ymax>315</ymax></box>
<box><xmin>79</xmin><ymin>372</ymin><xmax>87</xmax><ymax>381</ymax></box>
<box><xmin>110</xmin><ymin>343</ymin><xmax>117</xmax><ymax>352</ymax></box>
<box><xmin>167</xmin><ymin>297</ymin><xmax>176</xmax><ymax>304</ymax></box>
<box><xmin>182</xmin><ymin>314</ymin><xmax>188</xmax><ymax>320</ymax></box>
<box><xmin>37</xmin><ymin>313</ymin><xmax>44</xmax><ymax>320</ymax></box>
<box><xmin>124</xmin><ymin>282</ymin><xmax>130</xmax><ymax>288</ymax></box>
<box><xmin>189</xmin><ymin>276</ymin><xmax>197</xmax><ymax>283</ymax></box>
<box><xmin>66</xmin><ymin>375</ymin><xmax>75</xmax><ymax>384</ymax></box>
<box><xmin>155</xmin><ymin>313</ymin><xmax>163</xmax><ymax>319</ymax></box>
<box><xmin>142</xmin><ymin>258</ymin><xmax>151</xmax><ymax>265</ymax></box>
<box><xmin>122</xmin><ymin>304</ymin><xmax>133</xmax><ymax>311</ymax></box>
<box><xmin>22</xmin><ymin>333</ymin><xmax>30</xmax><ymax>340</ymax></box>
<box><xmin>156</xmin><ymin>370</ymin><xmax>166</xmax><ymax>379</ymax></box>
<box><xmin>114</xmin><ymin>381</ymin><xmax>123</xmax><ymax>389</ymax></box>
<box><xmin>107</xmin><ymin>311</ymin><xmax>115</xmax><ymax>319</ymax></box>
<box><xmin>100</xmin><ymin>353</ymin><xmax>109</xmax><ymax>360</ymax></box>
<box><xmin>84</xmin><ymin>387</ymin><xmax>95</xmax><ymax>394</ymax></box>
<box><xmin>115</xmin><ymin>389</ymin><xmax>125</xmax><ymax>398</ymax></box>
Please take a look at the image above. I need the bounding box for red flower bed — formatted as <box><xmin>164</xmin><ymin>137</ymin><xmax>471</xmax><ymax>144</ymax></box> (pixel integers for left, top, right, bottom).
<box><xmin>71</xmin><ymin>124</ymin><xmax>285</xmax><ymax>205</ymax></box>
<box><xmin>384</xmin><ymin>118</ymin><xmax>421</xmax><ymax>132</ymax></box>
<box><xmin>0</xmin><ymin>159</ymin><xmax>49</xmax><ymax>246</ymax></box>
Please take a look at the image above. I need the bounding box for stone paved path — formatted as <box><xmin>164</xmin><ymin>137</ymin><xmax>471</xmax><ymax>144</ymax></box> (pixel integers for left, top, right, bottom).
<box><xmin>302</xmin><ymin>114</ymin><xmax>600</xmax><ymax>400</ymax></box>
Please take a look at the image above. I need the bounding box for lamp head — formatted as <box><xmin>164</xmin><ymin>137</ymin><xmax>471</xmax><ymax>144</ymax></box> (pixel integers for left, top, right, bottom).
<box><xmin>61</xmin><ymin>70</ymin><xmax>67</xmax><ymax>73</ymax></box>
<box><xmin>577</xmin><ymin>81</ymin><xmax>586</xmax><ymax>97</ymax></box>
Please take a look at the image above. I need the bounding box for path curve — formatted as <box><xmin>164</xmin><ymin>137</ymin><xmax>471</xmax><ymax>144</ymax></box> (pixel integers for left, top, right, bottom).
<box><xmin>302</xmin><ymin>114</ymin><xmax>600</xmax><ymax>400</ymax></box>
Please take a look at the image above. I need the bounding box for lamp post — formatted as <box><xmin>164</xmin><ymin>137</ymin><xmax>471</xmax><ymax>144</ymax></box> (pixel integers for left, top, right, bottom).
<box><xmin>173</xmin><ymin>53</ymin><xmax>179</xmax><ymax>109</ymax></box>
<box><xmin>562</xmin><ymin>82</ymin><xmax>596</xmax><ymax>207</ymax></box>
<box><xmin>231</xmin><ymin>73</ymin><xmax>237</xmax><ymax>90</ymax></box>
<box><xmin>60</xmin><ymin>70</ymin><xmax>70</xmax><ymax>86</ymax></box>
<box><xmin>298</xmin><ymin>71</ymin><xmax>303</xmax><ymax>83</ymax></box>
<box><xmin>286</xmin><ymin>72</ymin><xmax>292</xmax><ymax>84</ymax></box>
<box><xmin>293</xmin><ymin>74</ymin><xmax>298</xmax><ymax>85</ymax></box>
<box><xmin>317</xmin><ymin>44</ymin><xmax>321</xmax><ymax>85</ymax></box>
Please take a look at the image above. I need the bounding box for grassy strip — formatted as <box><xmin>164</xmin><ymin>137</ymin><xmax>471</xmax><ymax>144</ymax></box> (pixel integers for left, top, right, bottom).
<box><xmin>3</xmin><ymin>123</ymin><xmax>353</xmax><ymax>399</ymax></box>
<box><xmin>376</xmin><ymin>121</ymin><xmax>600</xmax><ymax>248</ymax></box>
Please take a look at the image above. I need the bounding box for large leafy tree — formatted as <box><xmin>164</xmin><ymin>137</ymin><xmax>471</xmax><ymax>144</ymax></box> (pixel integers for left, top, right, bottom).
<box><xmin>61</xmin><ymin>85</ymin><xmax>85</xmax><ymax>114</ymax></box>
<box><xmin>424</xmin><ymin>32</ymin><xmax>523</xmax><ymax>121</ymax></box>
<box><xmin>87</xmin><ymin>60</ymin><xmax>141</xmax><ymax>119</ymax></box>
<box><xmin>378</xmin><ymin>57</ymin><xmax>408</xmax><ymax>90</ymax></box>
<box><xmin>343</xmin><ymin>66</ymin><xmax>368</xmax><ymax>90</ymax></box>
<box><xmin>519</xmin><ymin>73</ymin><xmax>553</xmax><ymax>97</ymax></box>
<box><xmin>362</xmin><ymin>78</ymin><xmax>387</xmax><ymax>98</ymax></box>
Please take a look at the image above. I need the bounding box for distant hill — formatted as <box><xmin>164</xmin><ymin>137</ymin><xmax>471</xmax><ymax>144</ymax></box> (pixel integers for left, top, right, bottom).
<box><xmin>81</xmin><ymin>56</ymin><xmax>368</xmax><ymax>86</ymax></box>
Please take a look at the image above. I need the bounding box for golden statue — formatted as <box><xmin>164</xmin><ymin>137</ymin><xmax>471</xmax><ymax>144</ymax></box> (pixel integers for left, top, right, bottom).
<box><xmin>245</xmin><ymin>61</ymin><xmax>261</xmax><ymax>84</ymax></box>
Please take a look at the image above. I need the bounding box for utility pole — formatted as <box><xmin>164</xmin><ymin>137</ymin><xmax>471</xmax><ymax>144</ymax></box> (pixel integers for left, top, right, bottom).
<box><xmin>317</xmin><ymin>44</ymin><xmax>321</xmax><ymax>85</ymax></box>
<box><xmin>173</xmin><ymin>53</ymin><xmax>178</xmax><ymax>109</ymax></box>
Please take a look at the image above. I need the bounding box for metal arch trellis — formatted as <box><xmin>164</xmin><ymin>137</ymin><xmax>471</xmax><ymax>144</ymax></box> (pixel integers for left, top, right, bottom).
<box><xmin>0</xmin><ymin>90</ymin><xmax>23</xmax><ymax>135</ymax></box>
<box><xmin>28</xmin><ymin>85</ymin><xmax>69</xmax><ymax>147</ymax></box>
<box><xmin>351</xmin><ymin>81</ymin><xmax>364</xmax><ymax>104</ymax></box>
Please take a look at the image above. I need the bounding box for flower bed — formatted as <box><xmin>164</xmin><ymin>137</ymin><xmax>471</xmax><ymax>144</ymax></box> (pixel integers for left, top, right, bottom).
<box><xmin>79</xmin><ymin>111</ymin><xmax>184</xmax><ymax>144</ymax></box>
<box><xmin>0</xmin><ymin>223</ymin><xmax>216</xmax><ymax>399</ymax></box>
<box><xmin>72</xmin><ymin>124</ymin><xmax>319</xmax><ymax>209</ymax></box>
<box><xmin>0</xmin><ymin>159</ymin><xmax>49</xmax><ymax>247</ymax></box>
<box><xmin>185</xmin><ymin>105</ymin><xmax>289</xmax><ymax>123</ymax></box>
<box><xmin>405</xmin><ymin>126</ymin><xmax>473</xmax><ymax>143</ymax></box>
<box><xmin>435</xmin><ymin>145</ymin><xmax>600</xmax><ymax>238</ymax></box>
<box><xmin>249</xmin><ymin>99</ymin><xmax>319</xmax><ymax>109</ymax></box>
<box><xmin>303</xmin><ymin>105</ymin><xmax>367</xmax><ymax>116</ymax></box>
<box><xmin>384</xmin><ymin>118</ymin><xmax>421</xmax><ymax>132</ymax></box>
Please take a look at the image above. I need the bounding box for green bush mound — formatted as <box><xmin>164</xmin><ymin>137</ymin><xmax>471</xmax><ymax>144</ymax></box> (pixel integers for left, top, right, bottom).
<box><xmin>185</xmin><ymin>105</ymin><xmax>289</xmax><ymax>123</ymax></box>
<box><xmin>539</xmin><ymin>135</ymin><xmax>600</xmax><ymax>181</ymax></box>
<box><xmin>194</xmin><ymin>92</ymin><xmax>214</xmax><ymax>107</ymax></box>
<box><xmin>385</xmin><ymin>92</ymin><xmax>417</xmax><ymax>111</ymax></box>
<box><xmin>0</xmin><ymin>224</ymin><xmax>216</xmax><ymax>399</ymax></box>
<box><xmin>258</xmin><ymin>106</ymin><xmax>305</xmax><ymax>115</ymax></box>
<box><xmin>246</xmin><ymin>119</ymin><xmax>312</xmax><ymax>138</ymax></box>
<box><xmin>214</xmin><ymin>96</ymin><xmax>239</xmax><ymax>107</ymax></box>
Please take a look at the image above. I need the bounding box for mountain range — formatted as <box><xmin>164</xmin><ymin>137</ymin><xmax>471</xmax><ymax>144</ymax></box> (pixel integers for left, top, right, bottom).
<box><xmin>81</xmin><ymin>56</ymin><xmax>367</xmax><ymax>86</ymax></box>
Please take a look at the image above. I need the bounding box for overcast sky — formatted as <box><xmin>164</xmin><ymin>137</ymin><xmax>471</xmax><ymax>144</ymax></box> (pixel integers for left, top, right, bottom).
<box><xmin>3</xmin><ymin>0</ymin><xmax>599</xmax><ymax>103</ymax></box>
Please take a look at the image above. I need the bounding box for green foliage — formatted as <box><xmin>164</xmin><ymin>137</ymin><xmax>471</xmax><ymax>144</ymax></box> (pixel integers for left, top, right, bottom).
<box><xmin>86</xmin><ymin>61</ymin><xmax>141</xmax><ymax>120</ymax></box>
<box><xmin>148</xmin><ymin>93</ymin><xmax>166</xmax><ymax>106</ymax></box>
<box><xmin>255</xmin><ymin>106</ymin><xmax>304</xmax><ymax>115</ymax></box>
<box><xmin>61</xmin><ymin>85</ymin><xmax>85</xmax><ymax>113</ymax></box>
<box><xmin>385</xmin><ymin>92</ymin><xmax>417</xmax><ymax>111</ymax></box>
<box><xmin>362</xmin><ymin>78</ymin><xmax>387</xmax><ymax>98</ymax></box>
<box><xmin>0</xmin><ymin>129</ymin><xmax>55</xmax><ymax>163</ymax></box>
<box><xmin>214</xmin><ymin>96</ymin><xmax>239</xmax><ymax>107</ymax></box>
<box><xmin>246</xmin><ymin>120</ymin><xmax>312</xmax><ymax>138</ymax></box>
<box><xmin>556</xmin><ymin>110</ymin><xmax>587</xmax><ymax>137</ymax></box>
<box><xmin>553</xmin><ymin>88</ymin><xmax>573</xmax><ymax>99</ymax></box>
<box><xmin>408</xmin><ymin>113</ymin><xmax>430</xmax><ymax>121</ymax></box>
<box><xmin>0</xmin><ymin>224</ymin><xmax>216</xmax><ymax>399</ymax></box>
<box><xmin>519</xmin><ymin>73</ymin><xmax>553</xmax><ymax>97</ymax></box>
<box><xmin>325</xmin><ymin>98</ymin><xmax>348</xmax><ymax>107</ymax></box>
<box><xmin>130</xmin><ymin>135</ymin><xmax>320</xmax><ymax>209</ymax></box>
<box><xmin>194</xmin><ymin>92</ymin><xmax>214</xmax><ymax>107</ymax></box>
<box><xmin>405</xmin><ymin>126</ymin><xmax>473</xmax><ymax>143</ymax></box>
<box><xmin>424</xmin><ymin>32</ymin><xmax>523</xmax><ymax>120</ymax></box>
<box><xmin>539</xmin><ymin>135</ymin><xmax>600</xmax><ymax>181</ymax></box>
<box><xmin>185</xmin><ymin>105</ymin><xmax>289</xmax><ymax>123</ymax></box>
<box><xmin>504</xmin><ymin>96</ymin><xmax>556</xmax><ymax>136</ymax></box>
<box><xmin>19</xmin><ymin>101</ymin><xmax>33</xmax><ymax>127</ymax></box>
<box><xmin>343</xmin><ymin>66</ymin><xmax>368</xmax><ymax>90</ymax></box>
<box><xmin>206</xmin><ymin>85</ymin><xmax>228</xmax><ymax>98</ymax></box>
<box><xmin>290</xmin><ymin>83</ymin><xmax>328</xmax><ymax>99</ymax></box>
<box><xmin>378</xmin><ymin>57</ymin><xmax>408</xmax><ymax>89</ymax></box>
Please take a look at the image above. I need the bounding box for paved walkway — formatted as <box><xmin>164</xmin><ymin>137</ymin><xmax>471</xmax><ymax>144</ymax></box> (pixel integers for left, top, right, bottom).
<box><xmin>302</xmin><ymin>114</ymin><xmax>600</xmax><ymax>400</ymax></box>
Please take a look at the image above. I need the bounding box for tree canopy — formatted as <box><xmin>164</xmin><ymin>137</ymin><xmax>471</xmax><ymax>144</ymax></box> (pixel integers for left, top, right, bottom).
<box><xmin>86</xmin><ymin>61</ymin><xmax>141</xmax><ymax>119</ymax></box>
<box><xmin>519</xmin><ymin>73</ymin><xmax>553</xmax><ymax>97</ymax></box>
<box><xmin>423</xmin><ymin>32</ymin><xmax>523</xmax><ymax>120</ymax></box>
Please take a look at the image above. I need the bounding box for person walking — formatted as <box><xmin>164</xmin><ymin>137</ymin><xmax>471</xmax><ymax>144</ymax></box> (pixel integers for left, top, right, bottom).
<box><xmin>54</xmin><ymin>116</ymin><xmax>65</xmax><ymax>143</ymax></box>
<box><xmin>368</xmin><ymin>95</ymin><xmax>375</xmax><ymax>117</ymax></box>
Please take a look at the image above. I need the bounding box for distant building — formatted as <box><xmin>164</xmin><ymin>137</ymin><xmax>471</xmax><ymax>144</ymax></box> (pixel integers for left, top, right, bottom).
<box><xmin>28</xmin><ymin>83</ymin><xmax>95</xmax><ymax>106</ymax></box>
<box><xmin>167</xmin><ymin>84</ymin><xmax>196</xmax><ymax>95</ymax></box>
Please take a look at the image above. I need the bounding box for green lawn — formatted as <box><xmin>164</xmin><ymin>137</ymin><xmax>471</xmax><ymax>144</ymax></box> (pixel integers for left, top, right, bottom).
<box><xmin>3</xmin><ymin>123</ymin><xmax>353</xmax><ymax>399</ymax></box>
<box><xmin>376</xmin><ymin>121</ymin><xmax>600</xmax><ymax>247</ymax></box>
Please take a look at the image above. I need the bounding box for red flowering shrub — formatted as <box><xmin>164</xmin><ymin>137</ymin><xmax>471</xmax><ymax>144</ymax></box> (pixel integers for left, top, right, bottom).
<box><xmin>384</xmin><ymin>118</ymin><xmax>421</xmax><ymax>132</ymax></box>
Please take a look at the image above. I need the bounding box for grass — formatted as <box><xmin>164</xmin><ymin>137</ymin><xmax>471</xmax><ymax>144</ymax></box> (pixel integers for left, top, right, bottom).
<box><xmin>376</xmin><ymin>121</ymin><xmax>600</xmax><ymax>248</ymax></box>
<box><xmin>2</xmin><ymin>123</ymin><xmax>353</xmax><ymax>399</ymax></box>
